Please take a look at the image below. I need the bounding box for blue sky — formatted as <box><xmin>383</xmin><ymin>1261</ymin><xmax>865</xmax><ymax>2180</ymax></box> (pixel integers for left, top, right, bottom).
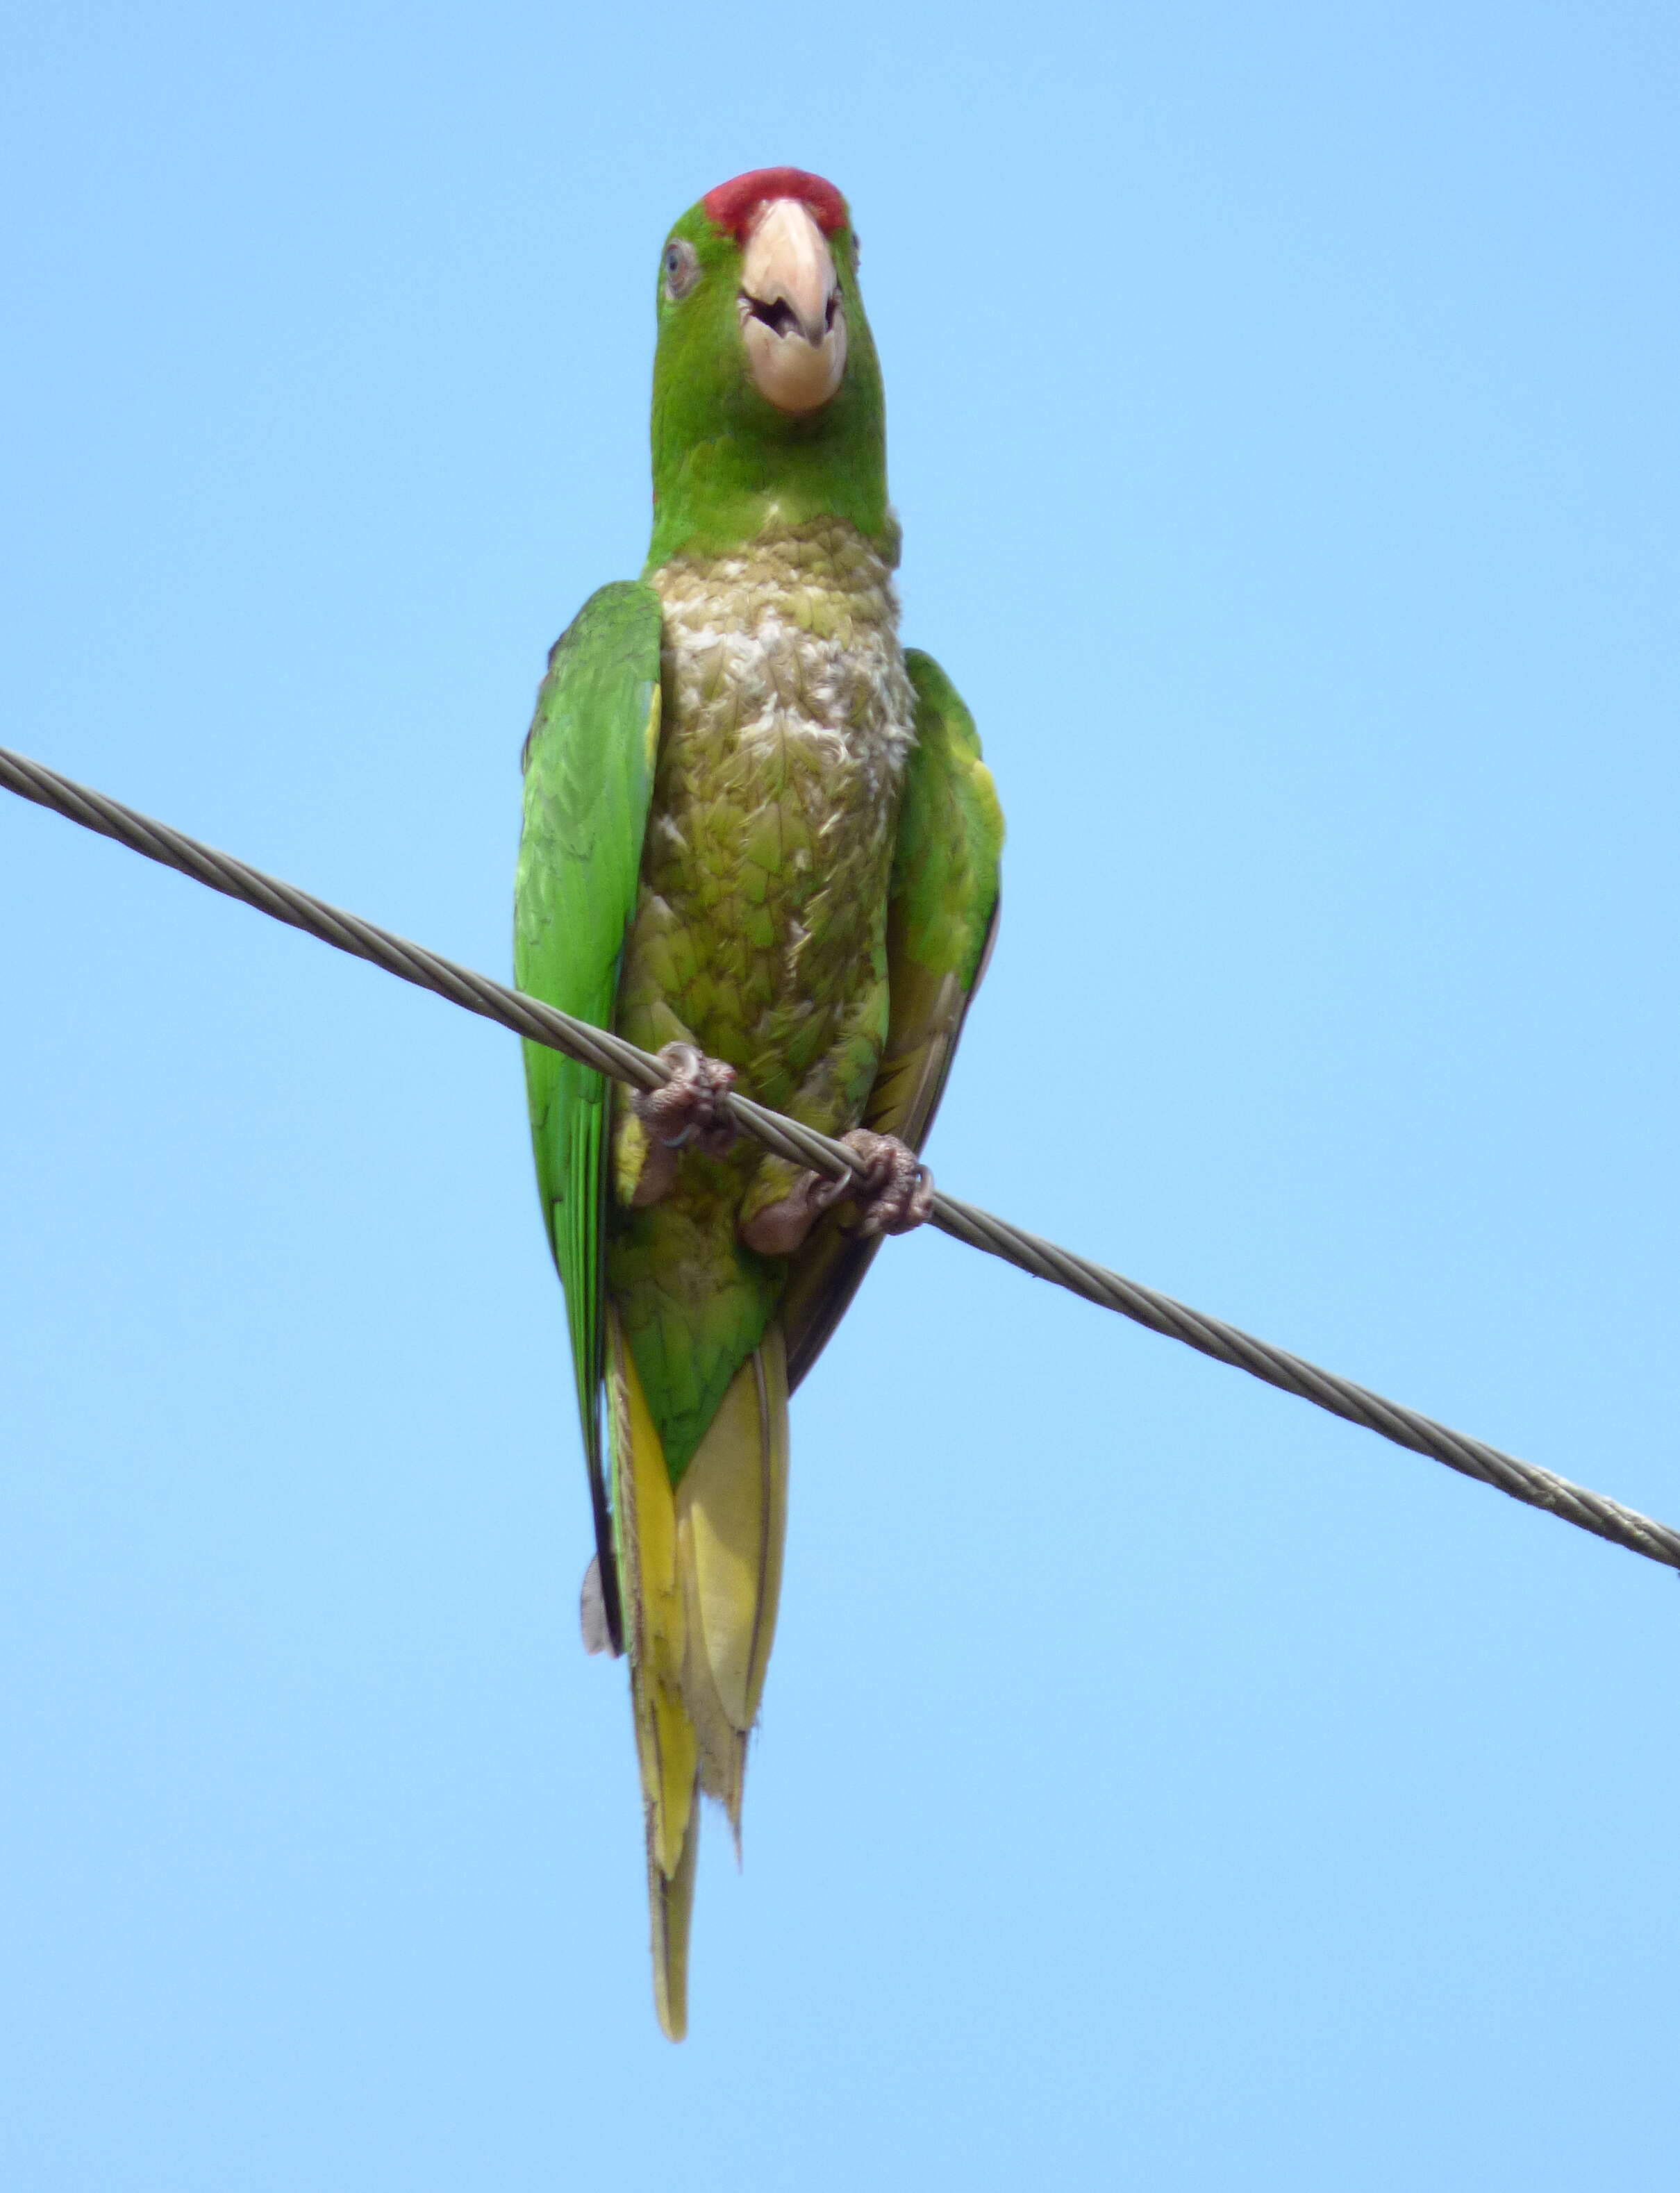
<box><xmin>2</xmin><ymin>1</ymin><xmax>1677</xmax><ymax>2185</ymax></box>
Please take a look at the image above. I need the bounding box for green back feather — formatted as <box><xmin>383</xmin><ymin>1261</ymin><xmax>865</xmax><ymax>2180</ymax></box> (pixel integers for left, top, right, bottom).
<box><xmin>514</xmin><ymin>582</ymin><xmax>663</xmax><ymax>1634</ymax></box>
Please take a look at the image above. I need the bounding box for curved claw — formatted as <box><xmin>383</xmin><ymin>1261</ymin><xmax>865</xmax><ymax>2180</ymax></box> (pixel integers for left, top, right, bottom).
<box><xmin>738</xmin><ymin>1129</ymin><xmax>933</xmax><ymax>1258</ymax></box>
<box><xmin>633</xmin><ymin>1042</ymin><xmax>740</xmax><ymax>1161</ymax></box>
<box><xmin>820</xmin><ymin>1129</ymin><xmax>934</xmax><ymax>1239</ymax></box>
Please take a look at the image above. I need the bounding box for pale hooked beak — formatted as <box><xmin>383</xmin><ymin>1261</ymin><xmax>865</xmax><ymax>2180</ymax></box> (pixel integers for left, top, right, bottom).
<box><xmin>738</xmin><ymin>198</ymin><xmax>847</xmax><ymax>415</ymax></box>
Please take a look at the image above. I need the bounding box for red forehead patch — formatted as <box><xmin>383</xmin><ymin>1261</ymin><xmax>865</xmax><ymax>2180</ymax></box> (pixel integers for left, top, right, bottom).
<box><xmin>701</xmin><ymin>167</ymin><xmax>848</xmax><ymax>241</ymax></box>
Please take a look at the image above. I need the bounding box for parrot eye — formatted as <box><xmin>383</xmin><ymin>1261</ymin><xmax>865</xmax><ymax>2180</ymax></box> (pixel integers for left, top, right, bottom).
<box><xmin>662</xmin><ymin>239</ymin><xmax>700</xmax><ymax>301</ymax></box>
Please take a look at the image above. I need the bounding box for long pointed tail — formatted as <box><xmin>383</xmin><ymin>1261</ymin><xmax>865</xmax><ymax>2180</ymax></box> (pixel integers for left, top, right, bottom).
<box><xmin>606</xmin><ymin>1312</ymin><xmax>788</xmax><ymax>2040</ymax></box>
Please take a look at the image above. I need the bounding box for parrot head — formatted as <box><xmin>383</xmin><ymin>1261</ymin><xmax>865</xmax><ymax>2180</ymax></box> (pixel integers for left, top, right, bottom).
<box><xmin>645</xmin><ymin>167</ymin><xmax>893</xmax><ymax>569</ymax></box>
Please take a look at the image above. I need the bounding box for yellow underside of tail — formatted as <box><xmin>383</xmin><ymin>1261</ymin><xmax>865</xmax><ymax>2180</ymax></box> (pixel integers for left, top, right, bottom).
<box><xmin>606</xmin><ymin>1310</ymin><xmax>788</xmax><ymax>2041</ymax></box>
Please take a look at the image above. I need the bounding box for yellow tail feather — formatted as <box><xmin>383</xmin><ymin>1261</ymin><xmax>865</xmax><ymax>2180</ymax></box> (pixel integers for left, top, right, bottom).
<box><xmin>647</xmin><ymin>1801</ymin><xmax>698</xmax><ymax>2043</ymax></box>
<box><xmin>606</xmin><ymin>1312</ymin><xmax>790</xmax><ymax>2040</ymax></box>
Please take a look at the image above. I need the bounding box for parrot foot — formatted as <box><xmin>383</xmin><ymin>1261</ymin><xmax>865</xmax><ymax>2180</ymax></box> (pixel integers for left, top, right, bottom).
<box><xmin>740</xmin><ymin>1130</ymin><xmax>934</xmax><ymax>1257</ymax></box>
<box><xmin>630</xmin><ymin>1042</ymin><xmax>740</xmax><ymax>1205</ymax></box>
<box><xmin>838</xmin><ymin>1129</ymin><xmax>936</xmax><ymax>1237</ymax></box>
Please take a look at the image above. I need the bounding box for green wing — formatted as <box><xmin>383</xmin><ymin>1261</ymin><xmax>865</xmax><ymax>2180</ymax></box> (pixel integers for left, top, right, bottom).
<box><xmin>514</xmin><ymin>581</ymin><xmax>663</xmax><ymax>1647</ymax></box>
<box><xmin>781</xmin><ymin>648</ymin><xmax>1004</xmax><ymax>1389</ymax></box>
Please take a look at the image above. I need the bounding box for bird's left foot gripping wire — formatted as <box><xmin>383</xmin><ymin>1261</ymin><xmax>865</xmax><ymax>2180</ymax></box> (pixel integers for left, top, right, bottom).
<box><xmin>740</xmin><ymin>1128</ymin><xmax>933</xmax><ymax>1256</ymax></box>
<box><xmin>629</xmin><ymin>1041</ymin><xmax>740</xmax><ymax>1205</ymax></box>
<box><xmin>835</xmin><ymin>1129</ymin><xmax>935</xmax><ymax>1237</ymax></box>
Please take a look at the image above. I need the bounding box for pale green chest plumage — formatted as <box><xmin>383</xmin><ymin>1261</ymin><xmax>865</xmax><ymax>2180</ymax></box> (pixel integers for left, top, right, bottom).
<box><xmin>608</xmin><ymin>519</ymin><xmax>916</xmax><ymax>1476</ymax></box>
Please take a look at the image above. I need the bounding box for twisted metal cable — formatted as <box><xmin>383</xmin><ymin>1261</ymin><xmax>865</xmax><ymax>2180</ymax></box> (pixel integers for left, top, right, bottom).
<box><xmin>4</xmin><ymin>739</ymin><xmax>1677</xmax><ymax>1576</ymax></box>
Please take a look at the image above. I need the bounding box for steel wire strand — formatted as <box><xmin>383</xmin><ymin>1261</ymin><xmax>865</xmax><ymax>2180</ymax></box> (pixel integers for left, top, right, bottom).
<box><xmin>3</xmin><ymin>740</ymin><xmax>1677</xmax><ymax>1575</ymax></box>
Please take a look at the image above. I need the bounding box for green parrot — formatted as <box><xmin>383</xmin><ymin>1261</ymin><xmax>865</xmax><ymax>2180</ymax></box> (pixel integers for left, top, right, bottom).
<box><xmin>513</xmin><ymin>167</ymin><xmax>1003</xmax><ymax>2039</ymax></box>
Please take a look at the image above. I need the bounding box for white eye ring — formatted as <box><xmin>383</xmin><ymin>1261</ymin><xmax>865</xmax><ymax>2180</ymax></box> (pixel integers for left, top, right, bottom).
<box><xmin>662</xmin><ymin>238</ymin><xmax>700</xmax><ymax>301</ymax></box>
